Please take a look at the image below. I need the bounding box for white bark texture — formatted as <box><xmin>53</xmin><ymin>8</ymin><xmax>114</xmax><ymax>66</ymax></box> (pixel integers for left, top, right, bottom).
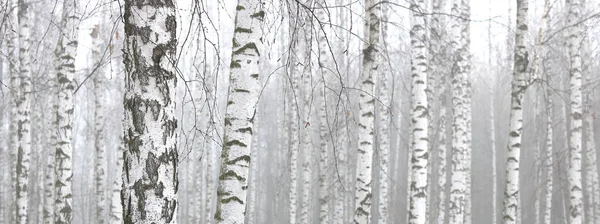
<box><xmin>543</xmin><ymin>85</ymin><xmax>553</xmax><ymax>224</ymax></box>
<box><xmin>91</xmin><ymin>24</ymin><xmax>107</xmax><ymax>224</ymax></box>
<box><xmin>289</xmin><ymin>70</ymin><xmax>300</xmax><ymax>224</ymax></box>
<box><xmin>583</xmin><ymin>112</ymin><xmax>597</xmax><ymax>224</ymax></box>
<box><xmin>354</xmin><ymin>0</ymin><xmax>380</xmax><ymax>223</ymax></box>
<box><xmin>122</xmin><ymin>0</ymin><xmax>179</xmax><ymax>223</ymax></box>
<box><xmin>408</xmin><ymin>0</ymin><xmax>429</xmax><ymax>223</ymax></box>
<box><xmin>448</xmin><ymin>0</ymin><xmax>472</xmax><ymax>223</ymax></box>
<box><xmin>502</xmin><ymin>0</ymin><xmax>528</xmax><ymax>223</ymax></box>
<box><xmin>16</xmin><ymin>0</ymin><xmax>33</xmax><ymax>223</ymax></box>
<box><xmin>316</xmin><ymin>1</ymin><xmax>330</xmax><ymax>222</ymax></box>
<box><xmin>377</xmin><ymin>2</ymin><xmax>391</xmax><ymax>224</ymax></box>
<box><xmin>7</xmin><ymin>0</ymin><xmax>19</xmax><ymax>221</ymax></box>
<box><xmin>430</xmin><ymin>0</ymin><xmax>448</xmax><ymax>222</ymax></box>
<box><xmin>213</xmin><ymin>1</ymin><xmax>264</xmax><ymax>223</ymax></box>
<box><xmin>300</xmin><ymin>56</ymin><xmax>312</xmax><ymax>224</ymax></box>
<box><xmin>53</xmin><ymin>1</ymin><xmax>80</xmax><ymax>223</ymax></box>
<box><xmin>567</xmin><ymin>0</ymin><xmax>584</xmax><ymax>223</ymax></box>
<box><xmin>247</xmin><ymin>109</ymin><xmax>259</xmax><ymax>224</ymax></box>
<box><xmin>109</xmin><ymin>137</ymin><xmax>124</xmax><ymax>224</ymax></box>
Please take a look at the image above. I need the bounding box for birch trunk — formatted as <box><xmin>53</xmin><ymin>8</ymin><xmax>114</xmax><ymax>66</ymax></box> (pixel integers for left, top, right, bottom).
<box><xmin>487</xmin><ymin>1</ymin><xmax>497</xmax><ymax>222</ymax></box>
<box><xmin>213</xmin><ymin>1</ymin><xmax>264</xmax><ymax>222</ymax></box>
<box><xmin>316</xmin><ymin>1</ymin><xmax>330</xmax><ymax>222</ymax></box>
<box><xmin>566</xmin><ymin>0</ymin><xmax>584</xmax><ymax>223</ymax></box>
<box><xmin>502</xmin><ymin>0</ymin><xmax>529</xmax><ymax>223</ymax></box>
<box><xmin>288</xmin><ymin>5</ymin><xmax>301</xmax><ymax>223</ymax></box>
<box><xmin>15</xmin><ymin>0</ymin><xmax>33</xmax><ymax>223</ymax></box>
<box><xmin>583</xmin><ymin>111</ymin><xmax>597</xmax><ymax>224</ymax></box>
<box><xmin>354</xmin><ymin>0</ymin><xmax>380</xmax><ymax>223</ymax></box>
<box><xmin>431</xmin><ymin>0</ymin><xmax>448</xmax><ymax>222</ymax></box>
<box><xmin>7</xmin><ymin>0</ymin><xmax>19</xmax><ymax>221</ymax></box>
<box><xmin>91</xmin><ymin>24</ymin><xmax>107</xmax><ymax>224</ymax></box>
<box><xmin>448</xmin><ymin>0</ymin><xmax>472</xmax><ymax>223</ymax></box>
<box><xmin>44</xmin><ymin>60</ymin><xmax>57</xmax><ymax>224</ymax></box>
<box><xmin>109</xmin><ymin>137</ymin><xmax>124</xmax><ymax>224</ymax></box>
<box><xmin>289</xmin><ymin>71</ymin><xmax>300</xmax><ymax>224</ymax></box>
<box><xmin>408</xmin><ymin>0</ymin><xmax>429</xmax><ymax>223</ymax></box>
<box><xmin>247</xmin><ymin>109</ymin><xmax>259</xmax><ymax>224</ymax></box>
<box><xmin>377</xmin><ymin>2</ymin><xmax>391</xmax><ymax>223</ymax></box>
<box><xmin>300</xmin><ymin>60</ymin><xmax>312</xmax><ymax>224</ymax></box>
<box><xmin>122</xmin><ymin>0</ymin><xmax>178</xmax><ymax>222</ymax></box>
<box><xmin>543</xmin><ymin>85</ymin><xmax>553</xmax><ymax>224</ymax></box>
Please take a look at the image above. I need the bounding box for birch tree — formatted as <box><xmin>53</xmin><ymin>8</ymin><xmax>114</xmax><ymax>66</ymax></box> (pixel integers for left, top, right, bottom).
<box><xmin>430</xmin><ymin>0</ymin><xmax>449</xmax><ymax>222</ymax></box>
<box><xmin>502</xmin><ymin>0</ymin><xmax>529</xmax><ymax>223</ymax></box>
<box><xmin>408</xmin><ymin>0</ymin><xmax>429</xmax><ymax>223</ymax></box>
<box><xmin>377</xmin><ymin>1</ymin><xmax>391</xmax><ymax>223</ymax></box>
<box><xmin>315</xmin><ymin>1</ymin><xmax>331</xmax><ymax>222</ymax></box>
<box><xmin>447</xmin><ymin>0</ymin><xmax>472</xmax><ymax>223</ymax></box>
<box><xmin>7</xmin><ymin>0</ymin><xmax>20</xmax><ymax>221</ymax></box>
<box><xmin>543</xmin><ymin>83</ymin><xmax>553</xmax><ymax>224</ymax></box>
<box><xmin>566</xmin><ymin>0</ymin><xmax>584</xmax><ymax>223</ymax></box>
<box><xmin>353</xmin><ymin>0</ymin><xmax>380</xmax><ymax>222</ymax></box>
<box><xmin>90</xmin><ymin>24</ymin><xmax>107</xmax><ymax>224</ymax></box>
<box><xmin>53</xmin><ymin>0</ymin><xmax>79</xmax><ymax>221</ymax></box>
<box><xmin>109</xmin><ymin>137</ymin><xmax>124</xmax><ymax>224</ymax></box>
<box><xmin>583</xmin><ymin>100</ymin><xmax>597</xmax><ymax>224</ymax></box>
<box><xmin>213</xmin><ymin>0</ymin><xmax>264</xmax><ymax>222</ymax></box>
<box><xmin>15</xmin><ymin>0</ymin><xmax>33</xmax><ymax>223</ymax></box>
<box><xmin>122</xmin><ymin>0</ymin><xmax>178</xmax><ymax>222</ymax></box>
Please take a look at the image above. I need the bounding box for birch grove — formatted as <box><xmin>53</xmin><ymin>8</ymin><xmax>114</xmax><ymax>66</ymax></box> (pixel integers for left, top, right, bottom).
<box><xmin>0</xmin><ymin>0</ymin><xmax>598</xmax><ymax>223</ymax></box>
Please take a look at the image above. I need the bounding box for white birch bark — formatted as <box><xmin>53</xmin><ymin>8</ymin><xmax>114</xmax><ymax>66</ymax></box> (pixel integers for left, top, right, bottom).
<box><xmin>109</xmin><ymin>137</ymin><xmax>124</xmax><ymax>224</ymax></box>
<box><xmin>566</xmin><ymin>0</ymin><xmax>584</xmax><ymax>223</ymax></box>
<box><xmin>247</xmin><ymin>109</ymin><xmax>259</xmax><ymax>224</ymax></box>
<box><xmin>408</xmin><ymin>0</ymin><xmax>429</xmax><ymax>223</ymax></box>
<box><xmin>354</xmin><ymin>0</ymin><xmax>380</xmax><ymax>223</ymax></box>
<box><xmin>300</xmin><ymin>59</ymin><xmax>312</xmax><ymax>224</ymax></box>
<box><xmin>583</xmin><ymin>111</ymin><xmax>597</xmax><ymax>224</ymax></box>
<box><xmin>44</xmin><ymin>61</ymin><xmax>57</xmax><ymax>224</ymax></box>
<box><xmin>377</xmin><ymin>2</ymin><xmax>391</xmax><ymax>223</ymax></box>
<box><xmin>15</xmin><ymin>0</ymin><xmax>33</xmax><ymax>223</ymax></box>
<box><xmin>502</xmin><ymin>0</ymin><xmax>529</xmax><ymax>223</ymax></box>
<box><xmin>213</xmin><ymin>1</ymin><xmax>264</xmax><ymax>223</ymax></box>
<box><xmin>316</xmin><ymin>1</ymin><xmax>330</xmax><ymax>222</ymax></box>
<box><xmin>122</xmin><ymin>0</ymin><xmax>178</xmax><ymax>222</ymax></box>
<box><xmin>431</xmin><ymin>0</ymin><xmax>448</xmax><ymax>222</ymax></box>
<box><xmin>448</xmin><ymin>0</ymin><xmax>472</xmax><ymax>223</ymax></box>
<box><xmin>53</xmin><ymin>1</ymin><xmax>80</xmax><ymax>223</ymax></box>
<box><xmin>289</xmin><ymin>71</ymin><xmax>300</xmax><ymax>224</ymax></box>
<box><xmin>543</xmin><ymin>84</ymin><xmax>553</xmax><ymax>224</ymax></box>
<box><xmin>7</xmin><ymin>0</ymin><xmax>20</xmax><ymax>221</ymax></box>
<box><xmin>90</xmin><ymin>24</ymin><xmax>107</xmax><ymax>224</ymax></box>
<box><xmin>487</xmin><ymin>1</ymin><xmax>497</xmax><ymax>222</ymax></box>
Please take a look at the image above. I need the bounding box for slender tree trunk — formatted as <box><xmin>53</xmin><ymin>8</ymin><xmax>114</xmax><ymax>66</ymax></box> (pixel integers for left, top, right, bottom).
<box><xmin>109</xmin><ymin>136</ymin><xmax>124</xmax><ymax>224</ymax></box>
<box><xmin>213</xmin><ymin>1</ymin><xmax>264</xmax><ymax>222</ymax></box>
<box><xmin>353</xmin><ymin>0</ymin><xmax>380</xmax><ymax>223</ymax></box>
<box><xmin>300</xmin><ymin>59</ymin><xmax>312</xmax><ymax>224</ymax></box>
<box><xmin>542</xmin><ymin>84</ymin><xmax>553</xmax><ymax>224</ymax></box>
<box><xmin>408</xmin><ymin>0</ymin><xmax>429</xmax><ymax>223</ymax></box>
<box><xmin>448</xmin><ymin>0</ymin><xmax>472</xmax><ymax>223</ymax></box>
<box><xmin>316</xmin><ymin>1</ymin><xmax>331</xmax><ymax>222</ymax></box>
<box><xmin>583</xmin><ymin>112</ymin><xmax>597</xmax><ymax>224</ymax></box>
<box><xmin>502</xmin><ymin>0</ymin><xmax>529</xmax><ymax>223</ymax></box>
<box><xmin>122</xmin><ymin>0</ymin><xmax>178</xmax><ymax>222</ymax></box>
<box><xmin>15</xmin><ymin>0</ymin><xmax>33</xmax><ymax>223</ymax></box>
<box><xmin>566</xmin><ymin>0</ymin><xmax>584</xmax><ymax>223</ymax></box>
<box><xmin>288</xmin><ymin>8</ymin><xmax>301</xmax><ymax>223</ymax></box>
<box><xmin>90</xmin><ymin>24</ymin><xmax>107</xmax><ymax>224</ymax></box>
<box><xmin>247</xmin><ymin>109</ymin><xmax>259</xmax><ymax>224</ymax></box>
<box><xmin>7</xmin><ymin>0</ymin><xmax>19</xmax><ymax>221</ymax></box>
<box><xmin>431</xmin><ymin>0</ymin><xmax>448</xmax><ymax>222</ymax></box>
<box><xmin>377</xmin><ymin>2</ymin><xmax>391</xmax><ymax>222</ymax></box>
<box><xmin>487</xmin><ymin>1</ymin><xmax>497</xmax><ymax>223</ymax></box>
